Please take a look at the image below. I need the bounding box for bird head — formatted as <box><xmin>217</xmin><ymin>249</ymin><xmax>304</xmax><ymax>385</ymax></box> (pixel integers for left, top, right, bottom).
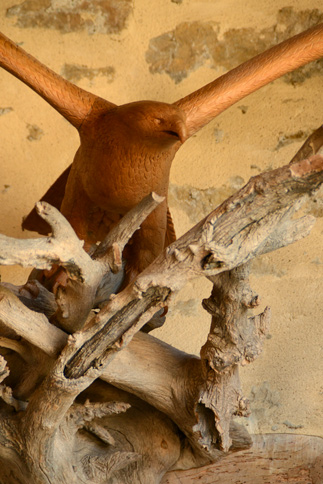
<box><xmin>115</xmin><ymin>100</ymin><xmax>187</xmax><ymax>147</ymax></box>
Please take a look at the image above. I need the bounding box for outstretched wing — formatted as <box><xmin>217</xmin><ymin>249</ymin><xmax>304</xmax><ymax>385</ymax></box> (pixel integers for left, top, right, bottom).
<box><xmin>0</xmin><ymin>31</ymin><xmax>117</xmax><ymax>233</ymax></box>
<box><xmin>0</xmin><ymin>31</ymin><xmax>116</xmax><ymax>129</ymax></box>
<box><xmin>174</xmin><ymin>24</ymin><xmax>323</xmax><ymax>138</ymax></box>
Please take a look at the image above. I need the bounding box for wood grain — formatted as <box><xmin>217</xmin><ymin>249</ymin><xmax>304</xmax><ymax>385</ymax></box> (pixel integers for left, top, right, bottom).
<box><xmin>163</xmin><ymin>434</ymin><xmax>323</xmax><ymax>484</ymax></box>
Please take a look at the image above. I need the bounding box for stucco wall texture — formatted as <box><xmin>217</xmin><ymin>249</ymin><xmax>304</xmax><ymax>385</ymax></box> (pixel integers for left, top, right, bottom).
<box><xmin>0</xmin><ymin>0</ymin><xmax>322</xmax><ymax>438</ymax></box>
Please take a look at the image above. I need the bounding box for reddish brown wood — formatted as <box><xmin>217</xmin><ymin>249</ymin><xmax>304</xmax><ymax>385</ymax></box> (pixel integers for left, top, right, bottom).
<box><xmin>1</xmin><ymin>25</ymin><xmax>323</xmax><ymax>284</ymax></box>
<box><xmin>0</xmin><ymin>24</ymin><xmax>323</xmax><ymax>484</ymax></box>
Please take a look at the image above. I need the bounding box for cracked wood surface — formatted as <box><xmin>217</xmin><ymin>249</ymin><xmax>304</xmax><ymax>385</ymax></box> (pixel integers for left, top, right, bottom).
<box><xmin>0</xmin><ymin>153</ymin><xmax>322</xmax><ymax>482</ymax></box>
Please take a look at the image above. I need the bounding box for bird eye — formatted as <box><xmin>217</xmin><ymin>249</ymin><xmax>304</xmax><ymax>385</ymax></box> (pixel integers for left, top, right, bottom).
<box><xmin>164</xmin><ymin>130</ymin><xmax>180</xmax><ymax>139</ymax></box>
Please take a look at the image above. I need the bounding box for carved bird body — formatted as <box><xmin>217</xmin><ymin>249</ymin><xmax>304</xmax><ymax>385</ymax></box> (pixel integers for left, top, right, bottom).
<box><xmin>61</xmin><ymin>100</ymin><xmax>186</xmax><ymax>278</ymax></box>
<box><xmin>1</xmin><ymin>24</ymin><xmax>323</xmax><ymax>284</ymax></box>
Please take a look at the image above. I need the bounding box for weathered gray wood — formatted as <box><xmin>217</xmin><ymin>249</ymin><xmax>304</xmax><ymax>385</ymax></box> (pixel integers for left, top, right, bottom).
<box><xmin>93</xmin><ymin>192</ymin><xmax>165</xmax><ymax>272</ymax></box>
<box><xmin>0</xmin><ymin>193</ymin><xmax>163</xmax><ymax>333</ymax></box>
<box><xmin>58</xmin><ymin>155</ymin><xmax>323</xmax><ymax>387</ymax></box>
<box><xmin>0</xmin><ymin>285</ymin><xmax>67</xmax><ymax>357</ymax></box>
<box><xmin>0</xmin><ymin>201</ymin><xmax>95</xmax><ymax>277</ymax></box>
<box><xmin>0</xmin><ymin>153</ymin><xmax>322</xmax><ymax>483</ymax></box>
<box><xmin>1</xmin><ymin>280</ymin><xmax>58</xmax><ymax>318</ymax></box>
<box><xmin>162</xmin><ymin>434</ymin><xmax>323</xmax><ymax>484</ymax></box>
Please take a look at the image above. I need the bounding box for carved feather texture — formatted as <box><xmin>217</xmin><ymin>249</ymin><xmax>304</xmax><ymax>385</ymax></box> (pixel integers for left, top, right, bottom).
<box><xmin>1</xmin><ymin>24</ymin><xmax>323</xmax><ymax>280</ymax></box>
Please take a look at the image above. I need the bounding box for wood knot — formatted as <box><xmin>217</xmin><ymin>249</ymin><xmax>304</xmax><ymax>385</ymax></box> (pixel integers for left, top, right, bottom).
<box><xmin>201</xmin><ymin>253</ymin><xmax>225</xmax><ymax>271</ymax></box>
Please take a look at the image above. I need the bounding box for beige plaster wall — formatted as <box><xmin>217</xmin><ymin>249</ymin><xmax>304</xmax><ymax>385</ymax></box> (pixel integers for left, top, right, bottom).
<box><xmin>0</xmin><ymin>0</ymin><xmax>322</xmax><ymax>438</ymax></box>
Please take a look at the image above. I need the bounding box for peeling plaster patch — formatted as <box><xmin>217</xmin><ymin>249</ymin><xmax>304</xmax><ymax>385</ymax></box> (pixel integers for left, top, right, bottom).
<box><xmin>6</xmin><ymin>0</ymin><xmax>132</xmax><ymax>35</ymax></box>
<box><xmin>284</xmin><ymin>61</ymin><xmax>323</xmax><ymax>85</ymax></box>
<box><xmin>283</xmin><ymin>420</ymin><xmax>304</xmax><ymax>430</ymax></box>
<box><xmin>0</xmin><ymin>107</ymin><xmax>13</xmax><ymax>116</ymax></box>
<box><xmin>244</xmin><ymin>382</ymin><xmax>281</xmax><ymax>433</ymax></box>
<box><xmin>251</xmin><ymin>256</ymin><xmax>286</xmax><ymax>278</ymax></box>
<box><xmin>250</xmin><ymin>164</ymin><xmax>262</xmax><ymax>172</ymax></box>
<box><xmin>2</xmin><ymin>185</ymin><xmax>11</xmax><ymax>194</ymax></box>
<box><xmin>170</xmin><ymin>299</ymin><xmax>199</xmax><ymax>316</ymax></box>
<box><xmin>169</xmin><ymin>180</ymin><xmax>245</xmax><ymax>224</ymax></box>
<box><xmin>27</xmin><ymin>124</ymin><xmax>44</xmax><ymax>141</ymax></box>
<box><xmin>249</xmin><ymin>382</ymin><xmax>281</xmax><ymax>410</ymax></box>
<box><xmin>229</xmin><ymin>175</ymin><xmax>245</xmax><ymax>191</ymax></box>
<box><xmin>213</xmin><ymin>128</ymin><xmax>224</xmax><ymax>143</ymax></box>
<box><xmin>146</xmin><ymin>7</ymin><xmax>323</xmax><ymax>83</ymax></box>
<box><xmin>61</xmin><ymin>64</ymin><xmax>115</xmax><ymax>83</ymax></box>
<box><xmin>146</xmin><ymin>22</ymin><xmax>219</xmax><ymax>83</ymax></box>
<box><xmin>238</xmin><ymin>105</ymin><xmax>248</xmax><ymax>115</ymax></box>
<box><xmin>234</xmin><ymin>382</ymin><xmax>282</xmax><ymax>434</ymax></box>
<box><xmin>274</xmin><ymin>129</ymin><xmax>309</xmax><ymax>151</ymax></box>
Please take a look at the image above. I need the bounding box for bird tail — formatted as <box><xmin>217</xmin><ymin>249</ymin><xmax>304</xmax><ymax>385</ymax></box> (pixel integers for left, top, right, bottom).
<box><xmin>0</xmin><ymin>31</ymin><xmax>115</xmax><ymax>129</ymax></box>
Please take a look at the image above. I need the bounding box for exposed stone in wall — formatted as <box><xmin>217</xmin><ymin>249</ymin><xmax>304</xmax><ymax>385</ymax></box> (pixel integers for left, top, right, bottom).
<box><xmin>169</xmin><ymin>178</ymin><xmax>244</xmax><ymax>224</ymax></box>
<box><xmin>6</xmin><ymin>0</ymin><xmax>132</xmax><ymax>35</ymax></box>
<box><xmin>146</xmin><ymin>21</ymin><xmax>218</xmax><ymax>83</ymax></box>
<box><xmin>146</xmin><ymin>7</ymin><xmax>323</xmax><ymax>83</ymax></box>
<box><xmin>61</xmin><ymin>64</ymin><xmax>115</xmax><ymax>83</ymax></box>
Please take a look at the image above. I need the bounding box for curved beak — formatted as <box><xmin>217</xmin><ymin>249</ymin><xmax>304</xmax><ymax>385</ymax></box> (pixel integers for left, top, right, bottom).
<box><xmin>164</xmin><ymin>118</ymin><xmax>187</xmax><ymax>144</ymax></box>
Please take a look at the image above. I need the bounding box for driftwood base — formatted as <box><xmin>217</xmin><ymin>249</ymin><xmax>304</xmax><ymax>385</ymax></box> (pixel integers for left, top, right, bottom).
<box><xmin>1</xmin><ymin>148</ymin><xmax>323</xmax><ymax>482</ymax></box>
<box><xmin>163</xmin><ymin>434</ymin><xmax>323</xmax><ymax>484</ymax></box>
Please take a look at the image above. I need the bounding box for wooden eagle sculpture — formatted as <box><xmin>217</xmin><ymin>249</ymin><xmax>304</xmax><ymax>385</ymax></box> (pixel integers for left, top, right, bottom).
<box><xmin>0</xmin><ymin>24</ymin><xmax>323</xmax><ymax>287</ymax></box>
